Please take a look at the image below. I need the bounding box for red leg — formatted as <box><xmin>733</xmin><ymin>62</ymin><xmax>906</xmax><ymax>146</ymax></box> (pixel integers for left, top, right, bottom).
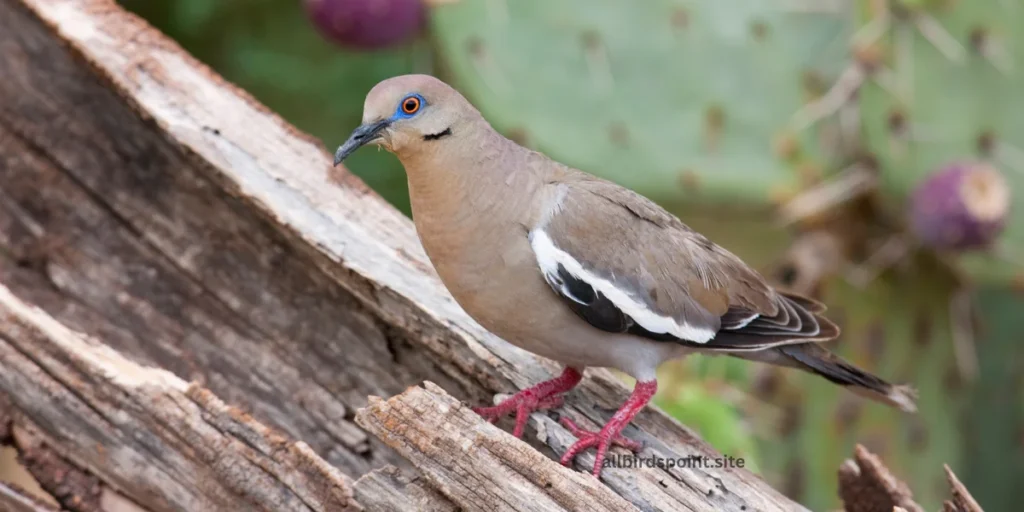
<box><xmin>558</xmin><ymin>379</ymin><xmax>657</xmax><ymax>478</ymax></box>
<box><xmin>473</xmin><ymin>367</ymin><xmax>583</xmax><ymax>438</ymax></box>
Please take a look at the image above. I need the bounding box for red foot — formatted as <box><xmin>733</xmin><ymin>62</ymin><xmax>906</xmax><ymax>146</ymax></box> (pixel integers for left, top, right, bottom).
<box><xmin>559</xmin><ymin>380</ymin><xmax>657</xmax><ymax>478</ymax></box>
<box><xmin>559</xmin><ymin>417</ymin><xmax>643</xmax><ymax>455</ymax></box>
<box><xmin>472</xmin><ymin>367</ymin><xmax>583</xmax><ymax>438</ymax></box>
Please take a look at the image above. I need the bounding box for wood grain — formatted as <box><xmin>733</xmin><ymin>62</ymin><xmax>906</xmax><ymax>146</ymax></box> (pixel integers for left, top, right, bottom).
<box><xmin>352</xmin><ymin>465</ymin><xmax>457</xmax><ymax>512</ymax></box>
<box><xmin>357</xmin><ymin>382</ymin><xmax>637</xmax><ymax>512</ymax></box>
<box><xmin>0</xmin><ymin>284</ymin><xmax>359</xmax><ymax>512</ymax></box>
<box><xmin>838</xmin><ymin>444</ymin><xmax>924</xmax><ymax>512</ymax></box>
<box><xmin>942</xmin><ymin>465</ymin><xmax>983</xmax><ymax>512</ymax></box>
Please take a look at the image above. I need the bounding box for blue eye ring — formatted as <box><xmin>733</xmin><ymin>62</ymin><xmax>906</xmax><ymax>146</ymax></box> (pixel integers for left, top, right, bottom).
<box><xmin>397</xmin><ymin>94</ymin><xmax>424</xmax><ymax>118</ymax></box>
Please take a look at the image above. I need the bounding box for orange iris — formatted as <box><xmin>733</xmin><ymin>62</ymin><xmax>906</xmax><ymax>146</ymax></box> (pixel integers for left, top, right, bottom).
<box><xmin>402</xmin><ymin>97</ymin><xmax>420</xmax><ymax>114</ymax></box>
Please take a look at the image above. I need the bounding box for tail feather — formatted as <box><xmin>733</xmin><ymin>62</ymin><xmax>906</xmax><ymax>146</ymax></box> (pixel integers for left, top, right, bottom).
<box><xmin>735</xmin><ymin>343</ymin><xmax>918</xmax><ymax>413</ymax></box>
<box><xmin>777</xmin><ymin>343</ymin><xmax>917</xmax><ymax>412</ymax></box>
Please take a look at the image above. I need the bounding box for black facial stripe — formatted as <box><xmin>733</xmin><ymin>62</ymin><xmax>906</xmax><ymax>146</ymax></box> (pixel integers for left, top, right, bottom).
<box><xmin>423</xmin><ymin>127</ymin><xmax>453</xmax><ymax>141</ymax></box>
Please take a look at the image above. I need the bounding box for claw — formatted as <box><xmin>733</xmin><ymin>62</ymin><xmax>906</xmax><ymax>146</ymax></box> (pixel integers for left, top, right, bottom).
<box><xmin>556</xmin><ymin>379</ymin><xmax>658</xmax><ymax>478</ymax></box>
<box><xmin>559</xmin><ymin>417</ymin><xmax>644</xmax><ymax>476</ymax></box>
<box><xmin>560</xmin><ymin>418</ymin><xmax>643</xmax><ymax>452</ymax></box>
<box><xmin>474</xmin><ymin>390</ymin><xmax>569</xmax><ymax>438</ymax></box>
<box><xmin>471</xmin><ymin>367</ymin><xmax>583</xmax><ymax>438</ymax></box>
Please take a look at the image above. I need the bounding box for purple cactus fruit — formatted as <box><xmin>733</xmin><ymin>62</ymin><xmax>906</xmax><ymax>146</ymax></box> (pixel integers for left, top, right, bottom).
<box><xmin>305</xmin><ymin>0</ymin><xmax>425</xmax><ymax>50</ymax></box>
<box><xmin>908</xmin><ymin>161</ymin><xmax>1010</xmax><ymax>251</ymax></box>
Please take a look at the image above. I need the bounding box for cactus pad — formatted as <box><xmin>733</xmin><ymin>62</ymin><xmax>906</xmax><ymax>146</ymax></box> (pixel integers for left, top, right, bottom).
<box><xmin>857</xmin><ymin>1</ymin><xmax>1024</xmax><ymax>282</ymax></box>
<box><xmin>430</xmin><ymin>0</ymin><xmax>851</xmax><ymax>207</ymax></box>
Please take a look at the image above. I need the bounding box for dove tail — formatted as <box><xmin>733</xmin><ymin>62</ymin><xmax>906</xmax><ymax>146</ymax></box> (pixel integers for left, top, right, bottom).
<box><xmin>775</xmin><ymin>343</ymin><xmax>917</xmax><ymax>413</ymax></box>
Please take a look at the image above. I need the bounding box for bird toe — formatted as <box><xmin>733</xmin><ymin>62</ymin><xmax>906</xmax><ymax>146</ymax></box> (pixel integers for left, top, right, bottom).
<box><xmin>558</xmin><ymin>417</ymin><xmax>642</xmax><ymax>477</ymax></box>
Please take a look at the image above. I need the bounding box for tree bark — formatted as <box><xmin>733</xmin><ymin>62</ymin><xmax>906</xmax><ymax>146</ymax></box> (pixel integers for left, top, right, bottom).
<box><xmin>837</xmin><ymin>445</ymin><xmax>925</xmax><ymax>512</ymax></box>
<box><xmin>835</xmin><ymin>445</ymin><xmax>985</xmax><ymax>512</ymax></box>
<box><xmin>357</xmin><ymin>382</ymin><xmax>636</xmax><ymax>512</ymax></box>
<box><xmin>941</xmin><ymin>466</ymin><xmax>983</xmax><ymax>512</ymax></box>
<box><xmin>0</xmin><ymin>0</ymin><xmax>809</xmax><ymax>510</ymax></box>
<box><xmin>352</xmin><ymin>466</ymin><xmax>456</xmax><ymax>512</ymax></box>
<box><xmin>0</xmin><ymin>284</ymin><xmax>359</xmax><ymax>511</ymax></box>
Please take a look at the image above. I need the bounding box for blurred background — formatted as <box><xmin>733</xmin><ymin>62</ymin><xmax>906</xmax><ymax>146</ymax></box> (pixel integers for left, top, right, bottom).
<box><xmin>96</xmin><ymin>0</ymin><xmax>1022</xmax><ymax>509</ymax></box>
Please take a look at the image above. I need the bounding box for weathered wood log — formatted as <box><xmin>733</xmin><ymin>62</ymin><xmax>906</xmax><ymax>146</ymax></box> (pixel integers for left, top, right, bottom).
<box><xmin>0</xmin><ymin>284</ymin><xmax>358</xmax><ymax>511</ymax></box>
<box><xmin>0</xmin><ymin>0</ymin><xmax>433</xmax><ymax>480</ymax></box>
<box><xmin>0</xmin><ymin>0</ymin><xmax>810</xmax><ymax>510</ymax></box>
<box><xmin>357</xmin><ymin>382</ymin><xmax>636</xmax><ymax>512</ymax></box>
<box><xmin>352</xmin><ymin>466</ymin><xmax>456</xmax><ymax>512</ymax></box>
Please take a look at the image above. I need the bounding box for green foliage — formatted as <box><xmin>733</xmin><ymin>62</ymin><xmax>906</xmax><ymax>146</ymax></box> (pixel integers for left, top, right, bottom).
<box><xmin>857</xmin><ymin>1</ymin><xmax>1024</xmax><ymax>282</ymax></box>
<box><xmin>430</xmin><ymin>0</ymin><xmax>850</xmax><ymax>208</ymax></box>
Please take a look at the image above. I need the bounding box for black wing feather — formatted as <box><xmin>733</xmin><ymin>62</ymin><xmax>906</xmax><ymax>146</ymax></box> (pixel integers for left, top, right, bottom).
<box><xmin>545</xmin><ymin>263</ymin><xmax>836</xmax><ymax>348</ymax></box>
<box><xmin>553</xmin><ymin>264</ymin><xmax>679</xmax><ymax>341</ymax></box>
<box><xmin>545</xmin><ymin>263</ymin><xmax>837</xmax><ymax>350</ymax></box>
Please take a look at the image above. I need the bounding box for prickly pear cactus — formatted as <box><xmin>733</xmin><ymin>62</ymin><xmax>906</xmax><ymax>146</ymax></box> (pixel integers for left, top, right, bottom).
<box><xmin>908</xmin><ymin>161</ymin><xmax>1009</xmax><ymax>251</ymax></box>
<box><xmin>856</xmin><ymin>1</ymin><xmax>1024</xmax><ymax>282</ymax></box>
<box><xmin>305</xmin><ymin>0</ymin><xmax>426</xmax><ymax>49</ymax></box>
<box><xmin>430</xmin><ymin>0</ymin><xmax>850</xmax><ymax>207</ymax></box>
<box><xmin>429</xmin><ymin>4</ymin><xmax>991</xmax><ymax>511</ymax></box>
<box><xmin>750</xmin><ymin>3</ymin><xmax>1023</xmax><ymax>508</ymax></box>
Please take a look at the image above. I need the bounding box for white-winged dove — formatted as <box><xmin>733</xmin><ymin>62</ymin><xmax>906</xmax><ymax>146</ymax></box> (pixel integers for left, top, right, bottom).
<box><xmin>334</xmin><ymin>75</ymin><xmax>917</xmax><ymax>478</ymax></box>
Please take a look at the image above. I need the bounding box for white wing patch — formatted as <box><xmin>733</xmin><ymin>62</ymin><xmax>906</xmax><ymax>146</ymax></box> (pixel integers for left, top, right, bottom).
<box><xmin>529</xmin><ymin>229</ymin><xmax>717</xmax><ymax>344</ymax></box>
<box><xmin>724</xmin><ymin>312</ymin><xmax>760</xmax><ymax>330</ymax></box>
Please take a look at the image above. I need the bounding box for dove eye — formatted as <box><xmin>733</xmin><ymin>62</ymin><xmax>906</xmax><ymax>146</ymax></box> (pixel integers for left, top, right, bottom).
<box><xmin>400</xmin><ymin>95</ymin><xmax>422</xmax><ymax>115</ymax></box>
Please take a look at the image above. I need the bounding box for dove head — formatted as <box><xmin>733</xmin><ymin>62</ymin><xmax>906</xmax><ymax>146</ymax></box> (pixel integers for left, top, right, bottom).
<box><xmin>333</xmin><ymin>74</ymin><xmax>482</xmax><ymax>166</ymax></box>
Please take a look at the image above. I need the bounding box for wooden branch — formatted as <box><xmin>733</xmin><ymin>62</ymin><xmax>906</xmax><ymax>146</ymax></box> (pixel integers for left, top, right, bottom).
<box><xmin>942</xmin><ymin>465</ymin><xmax>983</xmax><ymax>512</ymax></box>
<box><xmin>0</xmin><ymin>284</ymin><xmax>358</xmax><ymax>511</ymax></box>
<box><xmin>838</xmin><ymin>445</ymin><xmax>924</xmax><ymax>512</ymax></box>
<box><xmin>838</xmin><ymin>444</ymin><xmax>986</xmax><ymax>512</ymax></box>
<box><xmin>0</xmin><ymin>0</ymin><xmax>436</xmax><ymax>480</ymax></box>
<box><xmin>357</xmin><ymin>382</ymin><xmax>636</xmax><ymax>512</ymax></box>
<box><xmin>0</xmin><ymin>0</ymin><xmax>808</xmax><ymax>510</ymax></box>
<box><xmin>352</xmin><ymin>466</ymin><xmax>456</xmax><ymax>512</ymax></box>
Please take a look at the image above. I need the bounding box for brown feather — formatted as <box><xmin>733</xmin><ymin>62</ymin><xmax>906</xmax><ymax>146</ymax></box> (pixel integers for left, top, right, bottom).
<box><xmin>544</xmin><ymin>170</ymin><xmax>839</xmax><ymax>350</ymax></box>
